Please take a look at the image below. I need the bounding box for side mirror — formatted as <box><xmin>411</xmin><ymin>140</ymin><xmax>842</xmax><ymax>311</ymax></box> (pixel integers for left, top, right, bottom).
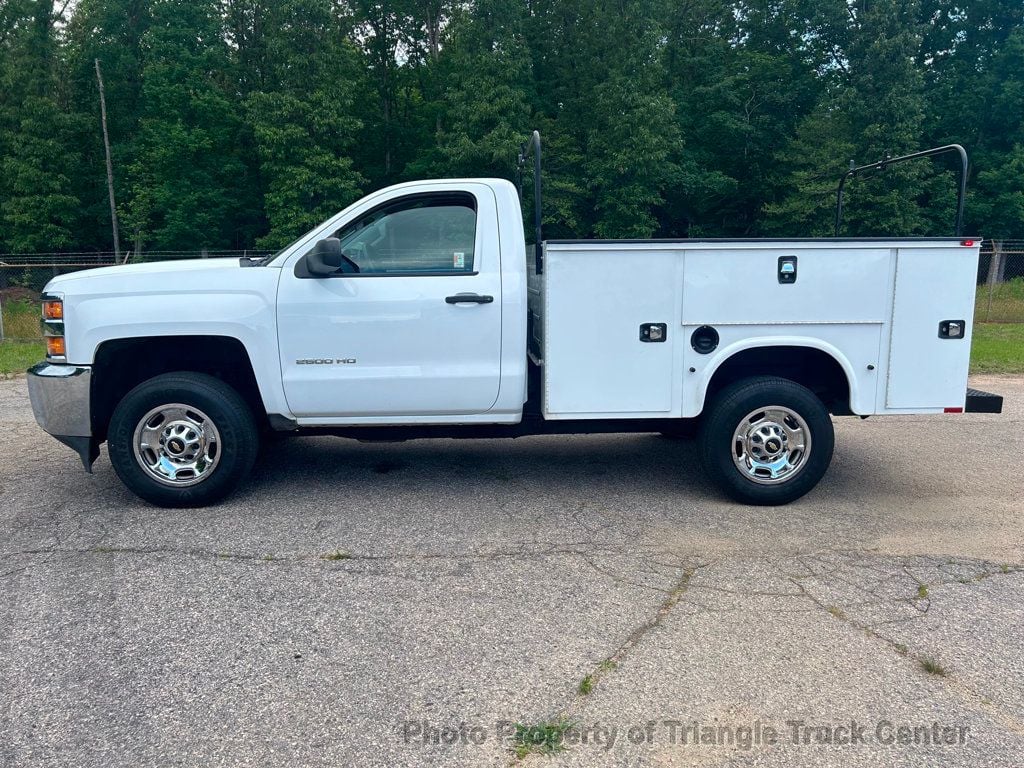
<box><xmin>305</xmin><ymin>237</ymin><xmax>345</xmax><ymax>277</ymax></box>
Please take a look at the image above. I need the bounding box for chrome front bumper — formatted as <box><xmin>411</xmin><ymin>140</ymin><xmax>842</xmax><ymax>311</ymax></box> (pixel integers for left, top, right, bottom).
<box><xmin>26</xmin><ymin>362</ymin><xmax>98</xmax><ymax>471</ymax></box>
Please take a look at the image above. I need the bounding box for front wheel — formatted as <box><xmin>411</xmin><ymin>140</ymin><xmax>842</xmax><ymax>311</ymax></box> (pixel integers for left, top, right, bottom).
<box><xmin>699</xmin><ymin>377</ymin><xmax>834</xmax><ymax>505</ymax></box>
<box><xmin>107</xmin><ymin>372</ymin><xmax>259</xmax><ymax>507</ymax></box>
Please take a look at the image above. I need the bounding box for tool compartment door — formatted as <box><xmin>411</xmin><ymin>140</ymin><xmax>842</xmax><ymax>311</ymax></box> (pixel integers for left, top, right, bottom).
<box><xmin>542</xmin><ymin>245</ymin><xmax>677</xmax><ymax>417</ymax></box>
<box><xmin>886</xmin><ymin>245</ymin><xmax>979</xmax><ymax>409</ymax></box>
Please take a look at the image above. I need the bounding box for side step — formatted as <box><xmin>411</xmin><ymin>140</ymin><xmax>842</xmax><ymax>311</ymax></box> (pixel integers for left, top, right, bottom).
<box><xmin>965</xmin><ymin>388</ymin><xmax>1003</xmax><ymax>414</ymax></box>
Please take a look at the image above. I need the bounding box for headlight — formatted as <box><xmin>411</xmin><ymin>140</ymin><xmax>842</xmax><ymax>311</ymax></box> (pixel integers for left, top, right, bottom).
<box><xmin>41</xmin><ymin>294</ymin><xmax>66</xmax><ymax>360</ymax></box>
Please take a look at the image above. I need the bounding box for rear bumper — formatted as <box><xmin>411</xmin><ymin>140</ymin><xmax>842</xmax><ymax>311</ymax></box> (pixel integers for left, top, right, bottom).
<box><xmin>965</xmin><ymin>388</ymin><xmax>1003</xmax><ymax>414</ymax></box>
<box><xmin>26</xmin><ymin>362</ymin><xmax>98</xmax><ymax>471</ymax></box>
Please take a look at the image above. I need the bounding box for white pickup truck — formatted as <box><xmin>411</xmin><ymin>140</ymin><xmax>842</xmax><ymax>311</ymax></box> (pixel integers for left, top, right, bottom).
<box><xmin>27</xmin><ymin>135</ymin><xmax>1002</xmax><ymax>507</ymax></box>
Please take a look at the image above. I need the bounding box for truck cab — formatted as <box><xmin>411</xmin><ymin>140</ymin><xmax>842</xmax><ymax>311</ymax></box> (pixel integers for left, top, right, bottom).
<box><xmin>273</xmin><ymin>179</ymin><xmax>528</xmax><ymax>424</ymax></box>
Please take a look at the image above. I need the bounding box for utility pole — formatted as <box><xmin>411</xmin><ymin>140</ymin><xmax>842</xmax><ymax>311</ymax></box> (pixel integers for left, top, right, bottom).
<box><xmin>95</xmin><ymin>58</ymin><xmax>122</xmax><ymax>263</ymax></box>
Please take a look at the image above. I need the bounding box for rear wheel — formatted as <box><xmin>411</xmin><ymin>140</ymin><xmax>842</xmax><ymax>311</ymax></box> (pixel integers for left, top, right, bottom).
<box><xmin>699</xmin><ymin>376</ymin><xmax>834</xmax><ymax>505</ymax></box>
<box><xmin>108</xmin><ymin>372</ymin><xmax>258</xmax><ymax>507</ymax></box>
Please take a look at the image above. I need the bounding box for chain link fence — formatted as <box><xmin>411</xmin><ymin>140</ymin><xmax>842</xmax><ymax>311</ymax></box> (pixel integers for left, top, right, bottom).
<box><xmin>977</xmin><ymin>240</ymin><xmax>1024</xmax><ymax>323</ymax></box>
<box><xmin>2</xmin><ymin>242</ymin><xmax>1023</xmax><ymax>341</ymax></box>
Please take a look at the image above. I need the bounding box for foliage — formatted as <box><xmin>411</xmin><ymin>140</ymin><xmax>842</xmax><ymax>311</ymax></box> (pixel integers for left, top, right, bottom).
<box><xmin>0</xmin><ymin>0</ymin><xmax>84</xmax><ymax>252</ymax></box>
<box><xmin>1</xmin><ymin>0</ymin><xmax>1024</xmax><ymax>250</ymax></box>
<box><xmin>0</xmin><ymin>342</ymin><xmax>45</xmax><ymax>374</ymax></box>
<box><xmin>510</xmin><ymin>719</ymin><xmax>574</xmax><ymax>758</ymax></box>
<box><xmin>242</xmin><ymin>0</ymin><xmax>366</xmax><ymax>248</ymax></box>
<box><xmin>1</xmin><ymin>298</ymin><xmax>43</xmax><ymax>340</ymax></box>
<box><xmin>971</xmin><ymin>323</ymin><xmax>1024</xmax><ymax>374</ymax></box>
<box><xmin>124</xmin><ymin>0</ymin><xmax>251</xmax><ymax>250</ymax></box>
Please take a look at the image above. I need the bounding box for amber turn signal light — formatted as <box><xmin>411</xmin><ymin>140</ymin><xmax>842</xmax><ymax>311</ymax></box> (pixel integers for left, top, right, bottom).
<box><xmin>46</xmin><ymin>336</ymin><xmax>66</xmax><ymax>357</ymax></box>
<box><xmin>43</xmin><ymin>300</ymin><xmax>63</xmax><ymax>320</ymax></box>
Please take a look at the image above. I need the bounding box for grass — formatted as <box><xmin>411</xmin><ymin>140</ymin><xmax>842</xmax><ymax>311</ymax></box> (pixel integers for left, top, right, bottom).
<box><xmin>321</xmin><ymin>550</ymin><xmax>352</xmax><ymax>561</ymax></box>
<box><xmin>510</xmin><ymin>720</ymin><xmax>574</xmax><ymax>759</ymax></box>
<box><xmin>1</xmin><ymin>297</ymin><xmax>45</xmax><ymax>374</ymax></box>
<box><xmin>971</xmin><ymin>323</ymin><xmax>1024</xmax><ymax>374</ymax></box>
<box><xmin>0</xmin><ymin>341</ymin><xmax>44</xmax><ymax>375</ymax></box>
<box><xmin>916</xmin><ymin>584</ymin><xmax>929</xmax><ymax>599</ymax></box>
<box><xmin>1</xmin><ymin>298</ymin><xmax>42</xmax><ymax>340</ymax></box>
<box><xmin>919</xmin><ymin>657</ymin><xmax>948</xmax><ymax>677</ymax></box>
<box><xmin>576</xmin><ymin>658</ymin><xmax>618</xmax><ymax>698</ymax></box>
<box><xmin>976</xmin><ymin>276</ymin><xmax>1024</xmax><ymax>324</ymax></box>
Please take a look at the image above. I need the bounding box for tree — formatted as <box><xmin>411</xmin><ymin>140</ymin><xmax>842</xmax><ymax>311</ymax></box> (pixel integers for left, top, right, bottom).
<box><xmin>3</xmin><ymin>0</ymin><xmax>1024</xmax><ymax>254</ymax></box>
<box><xmin>244</xmin><ymin>0</ymin><xmax>366</xmax><ymax>248</ymax></box>
<box><xmin>769</xmin><ymin>0</ymin><xmax>936</xmax><ymax>236</ymax></box>
<box><xmin>961</xmin><ymin>26</ymin><xmax>1024</xmax><ymax>238</ymax></box>
<box><xmin>0</xmin><ymin>0</ymin><xmax>83</xmax><ymax>252</ymax></box>
<box><xmin>407</xmin><ymin>0</ymin><xmax>533</xmax><ymax>180</ymax></box>
<box><xmin>664</xmin><ymin>0</ymin><xmax>828</xmax><ymax>236</ymax></box>
<box><xmin>63</xmin><ymin>0</ymin><xmax>152</xmax><ymax>253</ymax></box>
<box><xmin>126</xmin><ymin>0</ymin><xmax>246</xmax><ymax>250</ymax></box>
<box><xmin>349</xmin><ymin>0</ymin><xmax>424</xmax><ymax>184</ymax></box>
<box><xmin>525</xmin><ymin>0</ymin><xmax>679</xmax><ymax>238</ymax></box>
<box><xmin>974</xmin><ymin>145</ymin><xmax>1024</xmax><ymax>239</ymax></box>
<box><xmin>763</xmin><ymin>105</ymin><xmax>854</xmax><ymax>236</ymax></box>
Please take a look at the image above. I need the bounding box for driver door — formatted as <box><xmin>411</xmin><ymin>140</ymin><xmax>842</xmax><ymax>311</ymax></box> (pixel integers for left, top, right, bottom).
<box><xmin>276</xmin><ymin>183</ymin><xmax>503</xmax><ymax>421</ymax></box>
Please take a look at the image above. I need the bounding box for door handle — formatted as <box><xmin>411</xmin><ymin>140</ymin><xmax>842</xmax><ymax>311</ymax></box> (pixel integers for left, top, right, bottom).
<box><xmin>445</xmin><ymin>293</ymin><xmax>494</xmax><ymax>304</ymax></box>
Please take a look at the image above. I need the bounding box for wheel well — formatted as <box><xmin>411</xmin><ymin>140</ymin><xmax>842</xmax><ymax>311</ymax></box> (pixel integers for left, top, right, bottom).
<box><xmin>704</xmin><ymin>346</ymin><xmax>852</xmax><ymax>415</ymax></box>
<box><xmin>91</xmin><ymin>336</ymin><xmax>267</xmax><ymax>441</ymax></box>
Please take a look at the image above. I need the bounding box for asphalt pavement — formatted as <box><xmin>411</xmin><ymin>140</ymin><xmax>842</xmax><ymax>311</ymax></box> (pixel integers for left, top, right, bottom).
<box><xmin>1</xmin><ymin>375</ymin><xmax>1022</xmax><ymax>767</ymax></box>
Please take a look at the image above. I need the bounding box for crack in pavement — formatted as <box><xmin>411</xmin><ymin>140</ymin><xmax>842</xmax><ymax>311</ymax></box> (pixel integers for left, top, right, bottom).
<box><xmin>0</xmin><ymin>541</ymin><xmax>643</xmax><ymax>566</ymax></box>
<box><xmin>504</xmin><ymin>560</ymin><xmax>705</xmax><ymax>765</ymax></box>
<box><xmin>788</xmin><ymin>566</ymin><xmax>1024</xmax><ymax>738</ymax></box>
<box><xmin>503</xmin><ymin>548</ymin><xmax>1024</xmax><ymax>763</ymax></box>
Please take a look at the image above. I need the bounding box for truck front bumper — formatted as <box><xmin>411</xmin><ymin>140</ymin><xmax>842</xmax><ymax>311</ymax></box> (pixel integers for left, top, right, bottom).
<box><xmin>26</xmin><ymin>362</ymin><xmax>98</xmax><ymax>471</ymax></box>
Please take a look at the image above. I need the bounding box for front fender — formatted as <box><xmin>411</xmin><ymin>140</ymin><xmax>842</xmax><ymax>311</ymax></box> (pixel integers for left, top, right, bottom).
<box><xmin>55</xmin><ymin>265</ymin><xmax>290</xmax><ymax>417</ymax></box>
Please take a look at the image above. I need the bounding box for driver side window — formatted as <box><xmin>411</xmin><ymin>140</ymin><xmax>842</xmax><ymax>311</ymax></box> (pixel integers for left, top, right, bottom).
<box><xmin>332</xmin><ymin>193</ymin><xmax>477</xmax><ymax>275</ymax></box>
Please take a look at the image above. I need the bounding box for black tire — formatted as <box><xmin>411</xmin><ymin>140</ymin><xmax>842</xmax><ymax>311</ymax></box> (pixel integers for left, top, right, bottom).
<box><xmin>107</xmin><ymin>372</ymin><xmax>259</xmax><ymax>507</ymax></box>
<box><xmin>699</xmin><ymin>376</ymin><xmax>834</xmax><ymax>505</ymax></box>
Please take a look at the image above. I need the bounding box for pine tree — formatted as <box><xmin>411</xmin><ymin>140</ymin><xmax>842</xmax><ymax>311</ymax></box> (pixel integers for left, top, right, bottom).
<box><xmin>763</xmin><ymin>106</ymin><xmax>854</xmax><ymax>236</ymax></box>
<box><xmin>0</xmin><ymin>0</ymin><xmax>83</xmax><ymax>252</ymax></box>
<box><xmin>349</xmin><ymin>0</ymin><xmax>424</xmax><ymax>184</ymax></box>
<box><xmin>525</xmin><ymin>0</ymin><xmax>679</xmax><ymax>238</ymax></box>
<box><xmin>2</xmin><ymin>0</ymin><xmax>1024</xmax><ymax>253</ymax></box>
<box><xmin>969</xmin><ymin>27</ymin><xmax>1024</xmax><ymax>237</ymax></box>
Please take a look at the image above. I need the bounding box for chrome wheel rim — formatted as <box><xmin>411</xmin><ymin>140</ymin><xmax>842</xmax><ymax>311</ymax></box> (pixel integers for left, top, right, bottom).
<box><xmin>133</xmin><ymin>403</ymin><xmax>221</xmax><ymax>487</ymax></box>
<box><xmin>731</xmin><ymin>405</ymin><xmax>811</xmax><ymax>485</ymax></box>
